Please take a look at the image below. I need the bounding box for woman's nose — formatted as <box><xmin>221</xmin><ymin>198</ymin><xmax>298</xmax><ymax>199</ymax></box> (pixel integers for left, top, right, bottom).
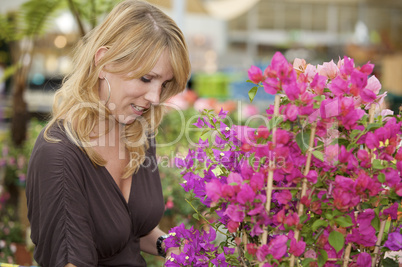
<box><xmin>144</xmin><ymin>85</ymin><xmax>161</xmax><ymax>105</ymax></box>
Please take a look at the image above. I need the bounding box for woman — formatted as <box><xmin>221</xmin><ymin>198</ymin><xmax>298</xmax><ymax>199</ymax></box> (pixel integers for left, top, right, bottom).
<box><xmin>26</xmin><ymin>0</ymin><xmax>191</xmax><ymax>266</ymax></box>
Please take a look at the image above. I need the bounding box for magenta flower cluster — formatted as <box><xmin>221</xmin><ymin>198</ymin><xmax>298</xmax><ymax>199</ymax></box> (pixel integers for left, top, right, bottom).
<box><xmin>168</xmin><ymin>52</ymin><xmax>402</xmax><ymax>266</ymax></box>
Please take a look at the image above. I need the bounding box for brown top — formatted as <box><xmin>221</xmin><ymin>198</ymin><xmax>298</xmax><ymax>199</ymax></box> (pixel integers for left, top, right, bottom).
<box><xmin>26</xmin><ymin>122</ymin><xmax>164</xmax><ymax>267</ymax></box>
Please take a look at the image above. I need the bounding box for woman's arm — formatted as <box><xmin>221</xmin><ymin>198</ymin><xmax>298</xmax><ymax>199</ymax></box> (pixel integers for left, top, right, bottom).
<box><xmin>65</xmin><ymin>264</ymin><xmax>77</xmax><ymax>267</ymax></box>
<box><xmin>140</xmin><ymin>227</ymin><xmax>180</xmax><ymax>258</ymax></box>
<box><xmin>140</xmin><ymin>227</ymin><xmax>166</xmax><ymax>255</ymax></box>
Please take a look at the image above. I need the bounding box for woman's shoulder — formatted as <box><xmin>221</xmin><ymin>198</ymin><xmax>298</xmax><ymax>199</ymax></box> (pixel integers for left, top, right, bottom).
<box><xmin>32</xmin><ymin>122</ymin><xmax>85</xmax><ymax>164</ymax></box>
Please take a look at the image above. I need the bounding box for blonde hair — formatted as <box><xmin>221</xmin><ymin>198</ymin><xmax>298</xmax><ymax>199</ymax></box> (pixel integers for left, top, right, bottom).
<box><xmin>45</xmin><ymin>0</ymin><xmax>191</xmax><ymax>178</ymax></box>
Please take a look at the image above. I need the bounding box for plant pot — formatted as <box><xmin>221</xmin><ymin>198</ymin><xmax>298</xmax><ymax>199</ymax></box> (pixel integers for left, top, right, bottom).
<box><xmin>14</xmin><ymin>243</ymin><xmax>32</xmax><ymax>266</ymax></box>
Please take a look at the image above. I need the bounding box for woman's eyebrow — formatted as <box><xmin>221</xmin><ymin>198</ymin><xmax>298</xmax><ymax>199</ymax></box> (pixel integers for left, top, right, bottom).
<box><xmin>150</xmin><ymin>71</ymin><xmax>173</xmax><ymax>81</ymax></box>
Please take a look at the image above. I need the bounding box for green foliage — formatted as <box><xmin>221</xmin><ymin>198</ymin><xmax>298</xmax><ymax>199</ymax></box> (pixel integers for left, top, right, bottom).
<box><xmin>0</xmin><ymin>119</ymin><xmax>45</xmax><ymax>188</ymax></box>
<box><xmin>0</xmin><ymin>208</ymin><xmax>25</xmax><ymax>262</ymax></box>
<box><xmin>20</xmin><ymin>0</ymin><xmax>64</xmax><ymax>37</ymax></box>
<box><xmin>328</xmin><ymin>231</ymin><xmax>344</xmax><ymax>253</ymax></box>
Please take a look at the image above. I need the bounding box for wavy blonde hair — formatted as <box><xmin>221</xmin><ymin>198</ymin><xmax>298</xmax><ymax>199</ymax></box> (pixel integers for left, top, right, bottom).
<box><xmin>45</xmin><ymin>0</ymin><xmax>191</xmax><ymax>178</ymax></box>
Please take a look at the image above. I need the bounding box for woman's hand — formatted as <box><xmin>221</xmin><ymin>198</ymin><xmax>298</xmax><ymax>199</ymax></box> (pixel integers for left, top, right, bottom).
<box><xmin>165</xmin><ymin>246</ymin><xmax>181</xmax><ymax>263</ymax></box>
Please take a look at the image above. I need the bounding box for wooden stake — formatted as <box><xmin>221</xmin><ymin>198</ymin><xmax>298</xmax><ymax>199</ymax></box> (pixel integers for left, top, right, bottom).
<box><xmin>371</xmin><ymin>220</ymin><xmax>387</xmax><ymax>267</ymax></box>
<box><xmin>260</xmin><ymin>95</ymin><xmax>280</xmax><ymax>267</ymax></box>
<box><xmin>289</xmin><ymin>122</ymin><xmax>317</xmax><ymax>267</ymax></box>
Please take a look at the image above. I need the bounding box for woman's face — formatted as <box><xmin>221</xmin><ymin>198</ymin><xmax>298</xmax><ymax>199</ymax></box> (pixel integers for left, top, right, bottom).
<box><xmin>99</xmin><ymin>50</ymin><xmax>173</xmax><ymax>125</ymax></box>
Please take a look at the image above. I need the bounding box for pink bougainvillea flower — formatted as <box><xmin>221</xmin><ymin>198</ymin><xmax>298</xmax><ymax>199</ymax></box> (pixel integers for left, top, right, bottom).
<box><xmin>317</xmin><ymin>60</ymin><xmax>339</xmax><ymax>79</ymax></box>
<box><xmin>283</xmin><ymin>82</ymin><xmax>301</xmax><ymax>101</ymax></box>
<box><xmin>380</xmin><ymin>109</ymin><xmax>394</xmax><ymax>120</ymax></box>
<box><xmin>382</xmin><ymin>202</ymin><xmax>399</xmax><ymax>220</ymax></box>
<box><xmin>320</xmin><ymin>98</ymin><xmax>339</xmax><ymax>119</ymax></box>
<box><xmin>384</xmin><ymin>232</ymin><xmax>402</xmax><ymax>251</ymax></box>
<box><xmin>284</xmin><ymin>212</ymin><xmax>300</xmax><ymax>227</ymax></box>
<box><xmin>263</xmin><ymin>77</ymin><xmax>281</xmax><ymax>95</ymax></box>
<box><xmin>248</xmin><ymin>65</ymin><xmax>265</xmax><ymax>84</ymax></box>
<box><xmin>221</xmin><ymin>184</ymin><xmax>235</xmax><ymax>200</ymax></box>
<box><xmin>289</xmin><ymin>237</ymin><xmax>306</xmax><ymax>257</ymax></box>
<box><xmin>227</xmin><ymin>172</ymin><xmax>243</xmax><ymax>185</ymax></box>
<box><xmin>365</xmin><ymin>132</ymin><xmax>379</xmax><ymax>149</ymax></box>
<box><xmin>374</xmin><ymin>127</ymin><xmax>390</xmax><ymax>142</ymax></box>
<box><xmin>310</xmin><ymin>73</ymin><xmax>327</xmax><ymax>95</ymax></box>
<box><xmin>246</xmin><ymin>243</ymin><xmax>258</xmax><ymax>256</ymax></box>
<box><xmin>342</xmin><ymin>109</ymin><xmax>365</xmax><ymax>130</ymax></box>
<box><xmin>256</xmin><ymin>125</ymin><xmax>270</xmax><ymax>140</ymax></box>
<box><xmin>350</xmin><ymin>69</ymin><xmax>368</xmax><ymax>91</ymax></box>
<box><xmin>193</xmin><ymin>117</ymin><xmax>205</xmax><ymax>128</ymax></box>
<box><xmin>293</xmin><ymin>58</ymin><xmax>307</xmax><ymax>76</ymax></box>
<box><xmin>325</xmin><ymin>144</ymin><xmax>339</xmax><ymax>165</ymax></box>
<box><xmin>356</xmin><ymin>252</ymin><xmax>372</xmax><ymax>267</ymax></box>
<box><xmin>275</xmin><ymin>129</ymin><xmax>291</xmax><ymax>145</ymax></box>
<box><xmin>267</xmin><ymin>235</ymin><xmax>289</xmax><ymax>260</ymax></box>
<box><xmin>250</xmin><ymin>223</ymin><xmax>264</xmax><ymax>237</ymax></box>
<box><xmin>266</xmin><ymin>51</ymin><xmax>294</xmax><ymax>80</ymax></box>
<box><xmin>306</xmin><ymin>170</ymin><xmax>318</xmax><ymax>183</ymax></box>
<box><xmin>227</xmin><ymin>220</ymin><xmax>240</xmax><ymax>233</ymax></box>
<box><xmin>384</xmin><ymin>169</ymin><xmax>401</xmax><ymax>187</ymax></box>
<box><xmin>249</xmin><ymin>173</ymin><xmax>265</xmax><ymax>191</ymax></box>
<box><xmin>273</xmin><ymin>208</ymin><xmax>286</xmax><ymax>226</ymax></box>
<box><xmin>256</xmin><ymin>244</ymin><xmax>270</xmax><ymax>262</ymax></box>
<box><xmin>205</xmin><ymin>179</ymin><xmax>223</xmax><ymax>203</ymax></box>
<box><xmin>338</xmin><ymin>56</ymin><xmax>355</xmax><ymax>77</ymax></box>
<box><xmin>304</xmin><ymin>249</ymin><xmax>317</xmax><ymax>259</ymax></box>
<box><xmin>360</xmin><ymin>88</ymin><xmax>377</xmax><ymax>103</ymax></box>
<box><xmin>224</xmin><ymin>204</ymin><xmax>245</xmax><ymax>222</ymax></box>
<box><xmin>365</xmin><ymin>75</ymin><xmax>381</xmax><ymax>94</ymax></box>
<box><xmin>360</xmin><ymin>61</ymin><xmax>374</xmax><ymax>75</ymax></box>
<box><xmin>285</xmin><ymin>104</ymin><xmax>299</xmax><ymax>121</ymax></box>
<box><xmin>396</xmin><ymin>183</ymin><xmax>402</xmax><ymax>196</ymax></box>
<box><xmin>218</xmin><ymin>107</ymin><xmax>229</xmax><ymax>119</ymax></box>
<box><xmin>237</xmin><ymin>184</ymin><xmax>256</xmax><ymax>205</ymax></box>
<box><xmin>304</xmin><ymin>64</ymin><xmax>318</xmax><ymax>82</ymax></box>
<box><xmin>276</xmin><ymin>190</ymin><xmax>292</xmax><ymax>205</ymax></box>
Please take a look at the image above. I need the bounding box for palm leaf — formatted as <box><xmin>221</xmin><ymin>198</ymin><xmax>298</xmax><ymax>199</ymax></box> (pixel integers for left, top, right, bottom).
<box><xmin>20</xmin><ymin>0</ymin><xmax>63</xmax><ymax>37</ymax></box>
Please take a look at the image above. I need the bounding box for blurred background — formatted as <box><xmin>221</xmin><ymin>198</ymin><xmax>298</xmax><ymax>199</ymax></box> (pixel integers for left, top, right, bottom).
<box><xmin>0</xmin><ymin>0</ymin><xmax>401</xmax><ymax>265</ymax></box>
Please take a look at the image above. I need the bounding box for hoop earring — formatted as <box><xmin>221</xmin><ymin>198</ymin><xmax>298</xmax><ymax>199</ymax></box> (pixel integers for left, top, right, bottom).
<box><xmin>103</xmin><ymin>76</ymin><xmax>111</xmax><ymax>104</ymax></box>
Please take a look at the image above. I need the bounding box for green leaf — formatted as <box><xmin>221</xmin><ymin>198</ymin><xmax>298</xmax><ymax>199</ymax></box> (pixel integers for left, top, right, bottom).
<box><xmin>377</xmin><ymin>173</ymin><xmax>386</xmax><ymax>183</ymax></box>
<box><xmin>328</xmin><ymin>231</ymin><xmax>344</xmax><ymax>253</ymax></box>
<box><xmin>248</xmin><ymin>86</ymin><xmax>258</xmax><ymax>103</ymax></box>
<box><xmin>193</xmin><ymin>213</ymin><xmax>199</xmax><ymax>220</ymax></box>
<box><xmin>350</xmin><ymin>129</ymin><xmax>362</xmax><ymax>139</ymax></box>
<box><xmin>312</xmin><ymin>219</ymin><xmax>328</xmax><ymax>232</ymax></box>
<box><xmin>382</xmin><ymin>257</ymin><xmax>399</xmax><ymax>267</ymax></box>
<box><xmin>334</xmin><ymin>216</ymin><xmax>354</xmax><ymax>227</ymax></box>
<box><xmin>296</xmin><ymin>130</ymin><xmax>311</xmax><ymax>154</ymax></box>
<box><xmin>373</xmin><ymin>159</ymin><xmax>385</xmax><ymax>170</ymax></box>
<box><xmin>318</xmin><ymin>250</ymin><xmax>328</xmax><ymax>267</ymax></box>
<box><xmin>367</xmin><ymin>123</ymin><xmax>382</xmax><ymax>131</ymax></box>
<box><xmin>313</xmin><ymin>150</ymin><xmax>324</xmax><ymax>162</ymax></box>
<box><xmin>371</xmin><ymin>214</ymin><xmax>380</xmax><ymax>231</ymax></box>
<box><xmin>268</xmin><ymin>116</ymin><xmax>284</xmax><ymax>130</ymax></box>
<box><xmin>324</xmin><ymin>213</ymin><xmax>334</xmax><ymax>220</ymax></box>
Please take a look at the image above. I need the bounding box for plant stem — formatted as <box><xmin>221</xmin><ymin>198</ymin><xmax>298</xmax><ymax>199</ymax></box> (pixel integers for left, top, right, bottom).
<box><xmin>185</xmin><ymin>199</ymin><xmax>228</xmax><ymax>236</ymax></box>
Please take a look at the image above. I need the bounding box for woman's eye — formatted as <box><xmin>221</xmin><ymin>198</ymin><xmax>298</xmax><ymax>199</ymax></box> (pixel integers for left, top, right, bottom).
<box><xmin>162</xmin><ymin>81</ymin><xmax>168</xmax><ymax>88</ymax></box>
<box><xmin>140</xmin><ymin>76</ymin><xmax>151</xmax><ymax>83</ymax></box>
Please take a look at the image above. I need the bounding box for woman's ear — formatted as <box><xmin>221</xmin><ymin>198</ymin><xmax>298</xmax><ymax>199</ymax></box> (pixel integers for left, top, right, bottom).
<box><xmin>95</xmin><ymin>46</ymin><xmax>109</xmax><ymax>78</ymax></box>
